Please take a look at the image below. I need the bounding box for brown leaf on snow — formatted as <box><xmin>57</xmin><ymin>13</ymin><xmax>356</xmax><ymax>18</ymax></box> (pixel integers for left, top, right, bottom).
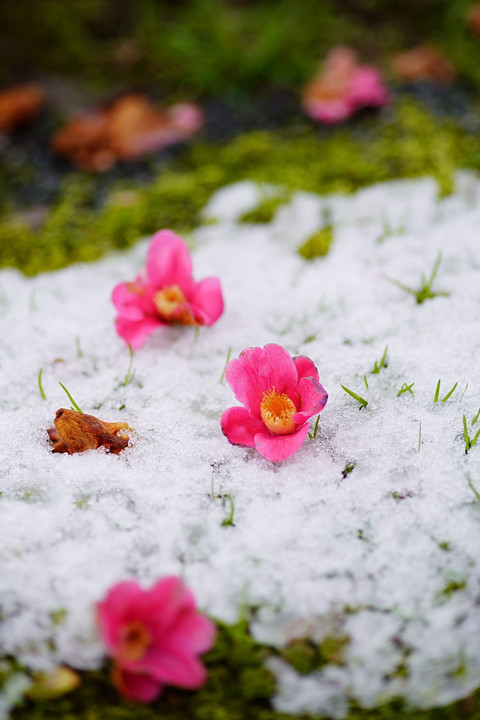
<box><xmin>51</xmin><ymin>94</ymin><xmax>203</xmax><ymax>171</ymax></box>
<box><xmin>47</xmin><ymin>408</ymin><xmax>131</xmax><ymax>455</ymax></box>
<box><xmin>0</xmin><ymin>84</ymin><xmax>45</xmax><ymax>133</ymax></box>
<box><xmin>391</xmin><ymin>45</ymin><xmax>455</xmax><ymax>83</ymax></box>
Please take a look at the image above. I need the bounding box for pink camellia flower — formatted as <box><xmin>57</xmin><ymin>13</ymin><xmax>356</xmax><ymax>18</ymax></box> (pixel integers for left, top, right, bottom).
<box><xmin>302</xmin><ymin>46</ymin><xmax>389</xmax><ymax>124</ymax></box>
<box><xmin>97</xmin><ymin>577</ymin><xmax>216</xmax><ymax>703</ymax></box>
<box><xmin>112</xmin><ymin>229</ymin><xmax>224</xmax><ymax>350</ymax></box>
<box><xmin>221</xmin><ymin>344</ymin><xmax>328</xmax><ymax>462</ymax></box>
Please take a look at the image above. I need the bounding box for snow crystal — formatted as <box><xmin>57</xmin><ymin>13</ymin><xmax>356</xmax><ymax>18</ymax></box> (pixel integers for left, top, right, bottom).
<box><xmin>1</xmin><ymin>173</ymin><xmax>480</xmax><ymax>716</ymax></box>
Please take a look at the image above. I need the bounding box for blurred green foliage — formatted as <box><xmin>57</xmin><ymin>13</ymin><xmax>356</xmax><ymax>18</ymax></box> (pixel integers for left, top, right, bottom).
<box><xmin>2</xmin><ymin>0</ymin><xmax>480</xmax><ymax>97</ymax></box>
<box><xmin>0</xmin><ymin>99</ymin><xmax>479</xmax><ymax>275</ymax></box>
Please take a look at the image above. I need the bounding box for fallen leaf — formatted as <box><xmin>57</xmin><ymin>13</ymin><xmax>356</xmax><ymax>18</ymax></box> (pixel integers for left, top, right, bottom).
<box><xmin>0</xmin><ymin>84</ymin><xmax>45</xmax><ymax>133</ymax></box>
<box><xmin>391</xmin><ymin>45</ymin><xmax>455</xmax><ymax>83</ymax></box>
<box><xmin>51</xmin><ymin>95</ymin><xmax>203</xmax><ymax>171</ymax></box>
<box><xmin>47</xmin><ymin>408</ymin><xmax>131</xmax><ymax>455</ymax></box>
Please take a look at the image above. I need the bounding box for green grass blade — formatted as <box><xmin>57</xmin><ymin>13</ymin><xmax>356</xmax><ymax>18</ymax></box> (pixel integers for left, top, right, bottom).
<box><xmin>38</xmin><ymin>368</ymin><xmax>46</xmax><ymax>400</ymax></box>
<box><xmin>427</xmin><ymin>251</ymin><xmax>442</xmax><ymax>288</ymax></box>
<box><xmin>341</xmin><ymin>385</ymin><xmax>368</xmax><ymax>408</ymax></box>
<box><xmin>467</xmin><ymin>475</ymin><xmax>480</xmax><ymax>502</ymax></box>
<box><xmin>463</xmin><ymin>414</ymin><xmax>471</xmax><ymax>452</ymax></box>
<box><xmin>220</xmin><ymin>347</ymin><xmax>232</xmax><ymax>383</ymax></box>
<box><xmin>308</xmin><ymin>415</ymin><xmax>320</xmax><ymax>440</ymax></box>
<box><xmin>471</xmin><ymin>428</ymin><xmax>480</xmax><ymax>448</ymax></box>
<box><xmin>441</xmin><ymin>382</ymin><xmax>458</xmax><ymax>403</ymax></box>
<box><xmin>434</xmin><ymin>379</ymin><xmax>441</xmax><ymax>403</ymax></box>
<box><xmin>59</xmin><ymin>383</ymin><xmax>83</xmax><ymax>413</ymax></box>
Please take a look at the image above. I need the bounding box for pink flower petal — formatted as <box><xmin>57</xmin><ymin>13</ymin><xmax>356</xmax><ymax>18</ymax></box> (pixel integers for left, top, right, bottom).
<box><xmin>113</xmin><ymin>667</ymin><xmax>163</xmax><ymax>703</ymax></box>
<box><xmin>347</xmin><ymin>67</ymin><xmax>389</xmax><ymax>109</ymax></box>
<box><xmin>142</xmin><ymin>647</ymin><xmax>207</xmax><ymax>688</ymax></box>
<box><xmin>115</xmin><ymin>316</ymin><xmax>161</xmax><ymax>351</ymax></box>
<box><xmin>221</xmin><ymin>406</ymin><xmax>265</xmax><ymax>448</ymax></box>
<box><xmin>139</xmin><ymin>577</ymin><xmax>192</xmax><ymax>640</ymax></box>
<box><xmin>254</xmin><ymin>423</ymin><xmax>310</xmax><ymax>462</ymax></box>
<box><xmin>305</xmin><ymin>98</ymin><xmax>351</xmax><ymax>123</ymax></box>
<box><xmin>163</xmin><ymin>613</ymin><xmax>216</xmax><ymax>656</ymax></box>
<box><xmin>146</xmin><ymin>230</ymin><xmax>194</xmax><ymax>294</ymax></box>
<box><xmin>293</xmin><ymin>377</ymin><xmax>328</xmax><ymax>425</ymax></box>
<box><xmin>293</xmin><ymin>355</ymin><xmax>319</xmax><ymax>382</ymax></box>
<box><xmin>190</xmin><ymin>277</ymin><xmax>224</xmax><ymax>326</ymax></box>
<box><xmin>225</xmin><ymin>344</ymin><xmax>298</xmax><ymax>418</ymax></box>
<box><xmin>97</xmin><ymin>581</ymin><xmax>144</xmax><ymax>652</ymax></box>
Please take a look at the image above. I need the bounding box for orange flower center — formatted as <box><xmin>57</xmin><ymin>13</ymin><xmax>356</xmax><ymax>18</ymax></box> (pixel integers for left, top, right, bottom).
<box><xmin>260</xmin><ymin>387</ymin><xmax>297</xmax><ymax>435</ymax></box>
<box><xmin>154</xmin><ymin>284</ymin><xmax>195</xmax><ymax>325</ymax></box>
<box><xmin>118</xmin><ymin>621</ymin><xmax>152</xmax><ymax>661</ymax></box>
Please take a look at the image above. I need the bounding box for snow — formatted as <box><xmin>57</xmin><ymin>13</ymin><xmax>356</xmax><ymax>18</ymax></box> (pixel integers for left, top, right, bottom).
<box><xmin>1</xmin><ymin>173</ymin><xmax>480</xmax><ymax>716</ymax></box>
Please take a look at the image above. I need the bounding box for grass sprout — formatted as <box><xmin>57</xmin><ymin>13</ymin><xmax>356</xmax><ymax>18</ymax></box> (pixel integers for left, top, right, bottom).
<box><xmin>463</xmin><ymin>415</ymin><xmax>480</xmax><ymax>454</ymax></box>
<box><xmin>119</xmin><ymin>344</ymin><xmax>136</xmax><ymax>387</ymax></box>
<box><xmin>371</xmin><ymin>345</ymin><xmax>388</xmax><ymax>374</ymax></box>
<box><xmin>75</xmin><ymin>336</ymin><xmax>83</xmax><ymax>358</ymax></box>
<box><xmin>418</xmin><ymin>421</ymin><xmax>422</xmax><ymax>452</ymax></box>
<box><xmin>467</xmin><ymin>475</ymin><xmax>480</xmax><ymax>502</ymax></box>
<box><xmin>38</xmin><ymin>369</ymin><xmax>46</xmax><ymax>400</ymax></box>
<box><xmin>215</xmin><ymin>493</ymin><xmax>235</xmax><ymax>527</ymax></box>
<box><xmin>434</xmin><ymin>379</ymin><xmax>458</xmax><ymax>403</ymax></box>
<box><xmin>397</xmin><ymin>382</ymin><xmax>415</xmax><ymax>397</ymax></box>
<box><xmin>341</xmin><ymin>385</ymin><xmax>368</xmax><ymax>409</ymax></box>
<box><xmin>308</xmin><ymin>415</ymin><xmax>320</xmax><ymax>440</ymax></box>
<box><xmin>385</xmin><ymin>252</ymin><xmax>449</xmax><ymax>304</ymax></box>
<box><xmin>376</xmin><ymin>211</ymin><xmax>407</xmax><ymax>244</ymax></box>
<box><xmin>59</xmin><ymin>383</ymin><xmax>83</xmax><ymax>413</ymax></box>
<box><xmin>220</xmin><ymin>347</ymin><xmax>232</xmax><ymax>383</ymax></box>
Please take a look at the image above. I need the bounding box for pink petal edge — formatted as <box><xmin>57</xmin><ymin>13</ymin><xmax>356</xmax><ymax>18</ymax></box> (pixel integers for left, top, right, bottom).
<box><xmin>293</xmin><ymin>377</ymin><xmax>328</xmax><ymax>425</ymax></box>
<box><xmin>221</xmin><ymin>406</ymin><xmax>266</xmax><ymax>448</ymax></box>
<box><xmin>225</xmin><ymin>344</ymin><xmax>298</xmax><ymax>417</ymax></box>
<box><xmin>113</xmin><ymin>667</ymin><xmax>163</xmax><ymax>703</ymax></box>
<box><xmin>254</xmin><ymin>423</ymin><xmax>310</xmax><ymax>462</ymax></box>
<box><xmin>146</xmin><ymin>230</ymin><xmax>194</xmax><ymax>293</ymax></box>
<box><xmin>190</xmin><ymin>276</ymin><xmax>224</xmax><ymax>325</ymax></box>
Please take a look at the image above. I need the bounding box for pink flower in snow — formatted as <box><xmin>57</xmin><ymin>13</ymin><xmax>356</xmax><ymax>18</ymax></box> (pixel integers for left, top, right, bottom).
<box><xmin>97</xmin><ymin>577</ymin><xmax>216</xmax><ymax>703</ymax></box>
<box><xmin>221</xmin><ymin>344</ymin><xmax>328</xmax><ymax>462</ymax></box>
<box><xmin>112</xmin><ymin>229</ymin><xmax>224</xmax><ymax>350</ymax></box>
<box><xmin>302</xmin><ymin>46</ymin><xmax>389</xmax><ymax>124</ymax></box>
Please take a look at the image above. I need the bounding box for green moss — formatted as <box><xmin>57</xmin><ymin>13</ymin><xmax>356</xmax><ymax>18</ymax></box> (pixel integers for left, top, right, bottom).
<box><xmin>11</xmin><ymin>621</ymin><xmax>287</xmax><ymax>720</ymax></box>
<box><xmin>280</xmin><ymin>634</ymin><xmax>349</xmax><ymax>675</ymax></box>
<box><xmin>439</xmin><ymin>579</ymin><xmax>467</xmax><ymax>598</ymax></box>
<box><xmin>239</xmin><ymin>190</ymin><xmax>291</xmax><ymax>224</ymax></box>
<box><xmin>8</xmin><ymin>616</ymin><xmax>480</xmax><ymax>720</ymax></box>
<box><xmin>1</xmin><ymin>99</ymin><xmax>479</xmax><ymax>277</ymax></box>
<box><xmin>298</xmin><ymin>226</ymin><xmax>333</xmax><ymax>260</ymax></box>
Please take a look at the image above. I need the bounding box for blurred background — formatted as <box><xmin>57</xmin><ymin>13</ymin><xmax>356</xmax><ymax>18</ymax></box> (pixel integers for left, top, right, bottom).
<box><xmin>1</xmin><ymin>0</ymin><xmax>480</xmax><ymax>274</ymax></box>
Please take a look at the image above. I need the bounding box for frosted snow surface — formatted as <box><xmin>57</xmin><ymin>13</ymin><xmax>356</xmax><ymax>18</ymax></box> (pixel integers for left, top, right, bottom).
<box><xmin>1</xmin><ymin>174</ymin><xmax>480</xmax><ymax>717</ymax></box>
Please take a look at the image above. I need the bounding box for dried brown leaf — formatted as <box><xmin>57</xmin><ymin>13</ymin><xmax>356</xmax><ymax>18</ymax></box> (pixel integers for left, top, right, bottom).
<box><xmin>47</xmin><ymin>408</ymin><xmax>130</xmax><ymax>455</ymax></box>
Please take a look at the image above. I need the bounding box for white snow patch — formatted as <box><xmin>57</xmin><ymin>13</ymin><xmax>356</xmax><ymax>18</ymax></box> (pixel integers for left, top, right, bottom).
<box><xmin>1</xmin><ymin>174</ymin><xmax>480</xmax><ymax>716</ymax></box>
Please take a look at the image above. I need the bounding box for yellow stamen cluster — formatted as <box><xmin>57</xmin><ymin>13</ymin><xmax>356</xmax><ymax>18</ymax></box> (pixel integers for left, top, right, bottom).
<box><xmin>154</xmin><ymin>284</ymin><xmax>195</xmax><ymax>325</ymax></box>
<box><xmin>260</xmin><ymin>387</ymin><xmax>297</xmax><ymax>435</ymax></box>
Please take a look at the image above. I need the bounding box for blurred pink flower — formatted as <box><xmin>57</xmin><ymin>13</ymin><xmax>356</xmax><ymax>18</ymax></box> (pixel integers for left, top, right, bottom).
<box><xmin>112</xmin><ymin>229</ymin><xmax>224</xmax><ymax>350</ymax></box>
<box><xmin>302</xmin><ymin>46</ymin><xmax>389</xmax><ymax>124</ymax></box>
<box><xmin>221</xmin><ymin>344</ymin><xmax>328</xmax><ymax>462</ymax></box>
<box><xmin>97</xmin><ymin>577</ymin><xmax>216</xmax><ymax>703</ymax></box>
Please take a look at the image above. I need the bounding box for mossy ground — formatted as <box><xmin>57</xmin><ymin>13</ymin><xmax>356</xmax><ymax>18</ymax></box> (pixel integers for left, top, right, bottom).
<box><xmin>1</xmin><ymin>98</ymin><xmax>480</xmax><ymax>276</ymax></box>
<box><xmin>5</xmin><ymin>620</ymin><xmax>480</xmax><ymax>720</ymax></box>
